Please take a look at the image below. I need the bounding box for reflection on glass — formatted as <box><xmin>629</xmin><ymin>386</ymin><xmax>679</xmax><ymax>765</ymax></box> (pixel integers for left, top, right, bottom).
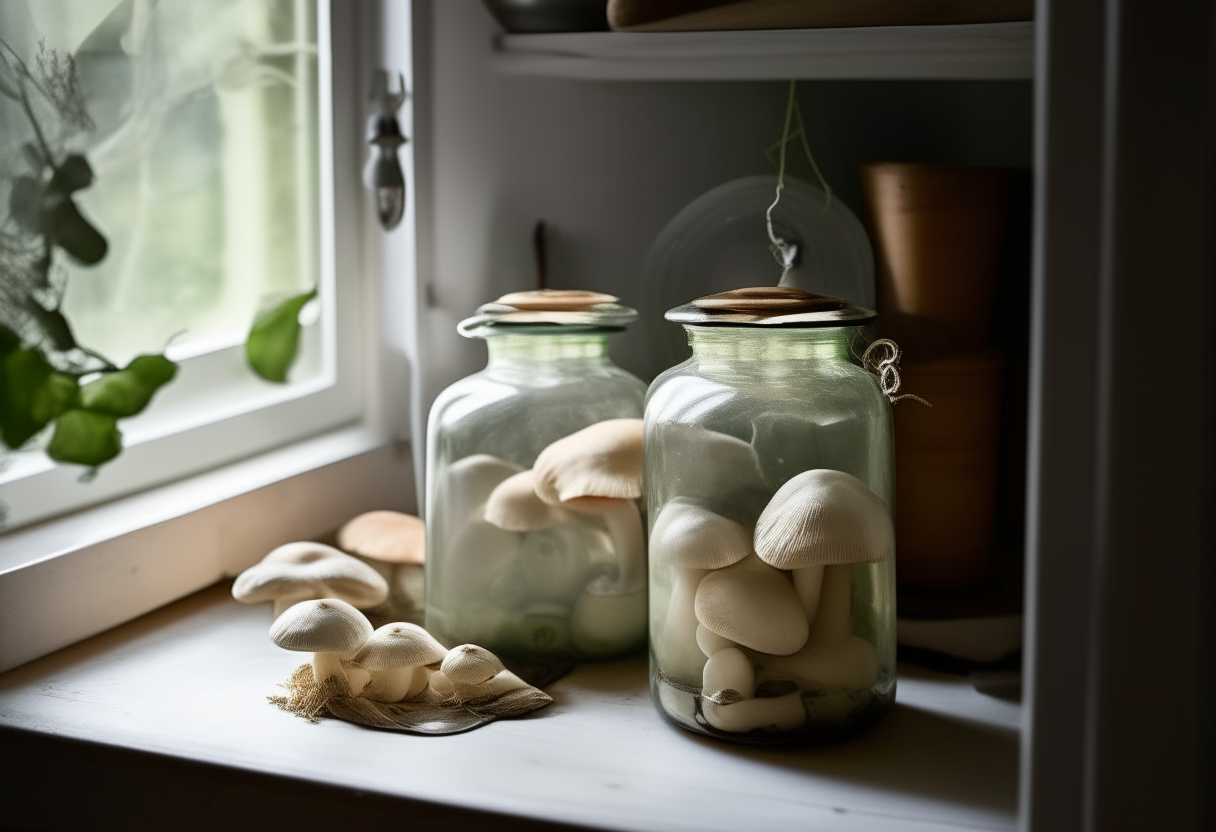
<box><xmin>0</xmin><ymin>0</ymin><xmax>318</xmax><ymax>366</ymax></box>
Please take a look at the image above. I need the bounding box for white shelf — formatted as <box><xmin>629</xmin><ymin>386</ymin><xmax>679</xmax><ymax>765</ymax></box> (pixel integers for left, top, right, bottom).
<box><xmin>0</xmin><ymin>583</ymin><xmax>1020</xmax><ymax>831</ymax></box>
<box><xmin>493</xmin><ymin>22</ymin><xmax>1034</xmax><ymax>81</ymax></box>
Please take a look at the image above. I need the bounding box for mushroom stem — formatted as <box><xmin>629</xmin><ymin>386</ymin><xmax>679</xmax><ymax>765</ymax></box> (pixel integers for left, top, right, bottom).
<box><xmin>792</xmin><ymin>565</ymin><xmax>825</xmax><ymax>623</ymax></box>
<box><xmin>805</xmin><ymin>564</ymin><xmax>855</xmax><ymax>649</ymax></box>
<box><xmin>702</xmin><ymin>690</ymin><xmax>807</xmax><ymax>733</ymax></box>
<box><xmin>362</xmin><ymin>665</ymin><xmax>429</xmax><ymax>703</ymax></box>
<box><xmin>702</xmin><ymin>647</ymin><xmax>755</xmax><ymax>701</ymax></box>
<box><xmin>656</xmin><ymin>568</ymin><xmax>709</xmax><ymax>686</ymax></box>
<box><xmin>311</xmin><ymin>652</ymin><xmax>348</xmax><ymax>686</ymax></box>
<box><xmin>567</xmin><ymin>499</ymin><xmax>645</xmax><ymax>594</ymax></box>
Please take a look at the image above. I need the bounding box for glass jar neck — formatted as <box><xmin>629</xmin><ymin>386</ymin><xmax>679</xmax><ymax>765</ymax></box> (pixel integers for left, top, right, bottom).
<box><xmin>686</xmin><ymin>325</ymin><xmax>859</xmax><ymax>381</ymax></box>
<box><xmin>484</xmin><ymin>332</ymin><xmax>612</xmax><ymax>367</ymax></box>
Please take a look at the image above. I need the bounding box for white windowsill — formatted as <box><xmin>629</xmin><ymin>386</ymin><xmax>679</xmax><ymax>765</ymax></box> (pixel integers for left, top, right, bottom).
<box><xmin>0</xmin><ymin>584</ymin><xmax>1020</xmax><ymax>831</ymax></box>
<box><xmin>0</xmin><ymin>426</ymin><xmax>415</xmax><ymax>672</ymax></box>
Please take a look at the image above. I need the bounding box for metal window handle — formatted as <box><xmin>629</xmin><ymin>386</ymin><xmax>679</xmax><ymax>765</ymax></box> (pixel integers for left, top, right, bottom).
<box><xmin>366</xmin><ymin>70</ymin><xmax>408</xmax><ymax>230</ymax></box>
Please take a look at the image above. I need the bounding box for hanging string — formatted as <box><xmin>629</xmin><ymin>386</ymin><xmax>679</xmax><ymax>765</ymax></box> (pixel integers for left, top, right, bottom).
<box><xmin>765</xmin><ymin>80</ymin><xmax>834</xmax><ymax>285</ymax></box>
<box><xmin>765</xmin><ymin>81</ymin><xmax>800</xmax><ymax>279</ymax></box>
<box><xmin>862</xmin><ymin>339</ymin><xmax>933</xmax><ymax>406</ymax></box>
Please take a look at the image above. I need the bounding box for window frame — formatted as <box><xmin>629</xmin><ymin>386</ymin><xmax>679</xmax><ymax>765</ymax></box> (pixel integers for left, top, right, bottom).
<box><xmin>0</xmin><ymin>0</ymin><xmax>419</xmax><ymax>673</ymax></box>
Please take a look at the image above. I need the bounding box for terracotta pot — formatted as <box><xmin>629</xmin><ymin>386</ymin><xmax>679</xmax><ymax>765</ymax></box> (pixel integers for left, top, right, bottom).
<box><xmin>861</xmin><ymin>163</ymin><xmax>1011</xmax><ymax>351</ymax></box>
<box><xmin>893</xmin><ymin>350</ymin><xmax>1005</xmax><ymax>590</ymax></box>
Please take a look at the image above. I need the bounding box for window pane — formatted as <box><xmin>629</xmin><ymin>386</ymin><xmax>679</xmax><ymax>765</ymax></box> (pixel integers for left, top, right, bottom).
<box><xmin>1</xmin><ymin>0</ymin><xmax>319</xmax><ymax>366</ymax></box>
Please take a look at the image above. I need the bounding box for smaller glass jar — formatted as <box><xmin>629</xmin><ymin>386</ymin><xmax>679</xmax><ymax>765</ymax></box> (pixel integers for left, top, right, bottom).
<box><xmin>425</xmin><ymin>290</ymin><xmax>649</xmax><ymax>663</ymax></box>
<box><xmin>646</xmin><ymin>287</ymin><xmax>896</xmax><ymax>744</ymax></box>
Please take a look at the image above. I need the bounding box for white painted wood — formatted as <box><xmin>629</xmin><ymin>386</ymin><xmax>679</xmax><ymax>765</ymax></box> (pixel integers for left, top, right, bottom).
<box><xmin>493</xmin><ymin>22</ymin><xmax>1034</xmax><ymax>80</ymax></box>
<box><xmin>0</xmin><ymin>584</ymin><xmax>1019</xmax><ymax>831</ymax></box>
<box><xmin>0</xmin><ymin>429</ymin><xmax>415</xmax><ymax>673</ymax></box>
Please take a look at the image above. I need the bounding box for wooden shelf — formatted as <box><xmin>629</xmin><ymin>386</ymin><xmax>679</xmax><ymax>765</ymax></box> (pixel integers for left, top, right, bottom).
<box><xmin>0</xmin><ymin>583</ymin><xmax>1020</xmax><ymax>831</ymax></box>
<box><xmin>493</xmin><ymin>22</ymin><xmax>1034</xmax><ymax>81</ymax></box>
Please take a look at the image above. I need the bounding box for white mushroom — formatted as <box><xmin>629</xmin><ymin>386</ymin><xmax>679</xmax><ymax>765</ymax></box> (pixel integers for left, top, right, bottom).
<box><xmin>533</xmin><ymin>419</ymin><xmax>646</xmax><ymax>595</ymax></box>
<box><xmin>485</xmin><ymin>469</ymin><xmax>572</xmax><ymax>532</ymax></box>
<box><xmin>438</xmin><ymin>643</ymin><xmax>529</xmax><ymax>703</ymax></box>
<box><xmin>440</xmin><ymin>454</ymin><xmax>524</xmax><ymax>535</ymax></box>
<box><xmin>754</xmin><ymin>469</ymin><xmax>892</xmax><ymax>648</ymax></box>
<box><xmin>694</xmin><ymin>553</ymin><xmax>809</xmax><ymax>656</ymax></box>
<box><xmin>695</xmin><ymin>624</ymin><xmax>737</xmax><ymax>657</ymax></box>
<box><xmin>487</xmin><ymin>470</ymin><xmax>589</xmax><ymax>602</ymax></box>
<box><xmin>702</xmin><ymin>691</ymin><xmax>807</xmax><ymax>734</ymax></box>
<box><xmin>336</xmin><ymin>511</ymin><xmax>426</xmax><ymax>623</ymax></box>
<box><xmin>269</xmin><ymin>599</ymin><xmax>373</xmax><ymax>692</ymax></box>
<box><xmin>353</xmin><ymin>622</ymin><xmax>448</xmax><ymax>703</ymax></box>
<box><xmin>233</xmin><ymin>541</ymin><xmax>389</xmax><ymax>619</ymax></box>
<box><xmin>701</xmin><ymin>646</ymin><xmax>756</xmax><ymax>702</ymax></box>
<box><xmin>532</xmin><ymin>418</ymin><xmax>643</xmax><ymax>505</ymax></box>
<box><xmin>649</xmin><ymin>499</ymin><xmax>753</xmax><ymax>685</ymax></box>
<box><xmin>753</xmin><ymin>635</ymin><xmax>880</xmax><ymax>693</ymax></box>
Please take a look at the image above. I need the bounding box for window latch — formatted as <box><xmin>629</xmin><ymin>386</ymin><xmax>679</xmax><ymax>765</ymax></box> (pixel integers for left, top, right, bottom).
<box><xmin>366</xmin><ymin>70</ymin><xmax>408</xmax><ymax>231</ymax></box>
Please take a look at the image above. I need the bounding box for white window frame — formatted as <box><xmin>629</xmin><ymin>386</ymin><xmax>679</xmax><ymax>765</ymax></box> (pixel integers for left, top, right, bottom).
<box><xmin>0</xmin><ymin>0</ymin><xmax>420</xmax><ymax>672</ymax></box>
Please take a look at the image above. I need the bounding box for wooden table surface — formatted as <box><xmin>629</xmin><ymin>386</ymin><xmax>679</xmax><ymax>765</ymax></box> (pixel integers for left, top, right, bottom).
<box><xmin>0</xmin><ymin>583</ymin><xmax>1020</xmax><ymax>831</ymax></box>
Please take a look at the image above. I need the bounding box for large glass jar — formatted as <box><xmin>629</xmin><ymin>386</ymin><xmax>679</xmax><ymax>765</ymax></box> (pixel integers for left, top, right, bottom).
<box><xmin>425</xmin><ymin>290</ymin><xmax>649</xmax><ymax>663</ymax></box>
<box><xmin>645</xmin><ymin>288</ymin><xmax>896</xmax><ymax>744</ymax></box>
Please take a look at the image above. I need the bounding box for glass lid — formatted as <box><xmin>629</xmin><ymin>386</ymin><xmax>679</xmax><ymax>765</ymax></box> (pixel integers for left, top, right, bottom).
<box><xmin>458</xmin><ymin>289</ymin><xmax>638</xmax><ymax>338</ymax></box>
<box><xmin>665</xmin><ymin>287</ymin><xmax>876</xmax><ymax>328</ymax></box>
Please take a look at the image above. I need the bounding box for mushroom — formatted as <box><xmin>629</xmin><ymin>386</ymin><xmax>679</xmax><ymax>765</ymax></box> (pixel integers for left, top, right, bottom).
<box><xmin>233</xmin><ymin>541</ymin><xmax>389</xmax><ymax>619</ymax></box>
<box><xmin>269</xmin><ymin>598</ymin><xmax>373</xmax><ymax>692</ymax></box>
<box><xmin>701</xmin><ymin>646</ymin><xmax>756</xmax><ymax>702</ymax></box>
<box><xmin>701</xmin><ymin>690</ymin><xmax>807</xmax><ymax>734</ymax></box>
<box><xmin>486</xmin><ymin>470</ymin><xmax>589</xmax><ymax>602</ymax></box>
<box><xmin>694</xmin><ymin>553</ymin><xmax>809</xmax><ymax>657</ymax></box>
<box><xmin>753</xmin><ymin>635</ymin><xmax>880</xmax><ymax>692</ymax></box>
<box><xmin>440</xmin><ymin>454</ymin><xmax>524</xmax><ymax>534</ymax></box>
<box><xmin>649</xmin><ymin>498</ymin><xmax>752</xmax><ymax>685</ymax></box>
<box><xmin>644</xmin><ymin>421</ymin><xmax>767</xmax><ymax>512</ymax></box>
<box><xmin>485</xmin><ymin>470</ymin><xmax>571</xmax><ymax>532</ymax></box>
<box><xmin>533</xmin><ymin>418</ymin><xmax>643</xmax><ymax>505</ymax></box>
<box><xmin>353</xmin><ymin>622</ymin><xmax>448</xmax><ymax>703</ymax></box>
<box><xmin>532</xmin><ymin>419</ymin><xmax>646</xmax><ymax>595</ymax></box>
<box><xmin>439</xmin><ymin>643</ymin><xmax>530</xmax><ymax>703</ymax></box>
<box><xmin>754</xmin><ymin>469</ymin><xmax>892</xmax><ymax>648</ymax></box>
<box><xmin>336</xmin><ymin>511</ymin><xmax>426</xmax><ymax>623</ymax></box>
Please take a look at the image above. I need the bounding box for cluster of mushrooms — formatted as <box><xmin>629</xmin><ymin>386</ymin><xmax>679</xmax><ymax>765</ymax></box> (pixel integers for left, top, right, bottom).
<box><xmin>436</xmin><ymin>418</ymin><xmax>648</xmax><ymax>657</ymax></box>
<box><xmin>232</xmin><ymin>511</ymin><xmax>534</xmax><ymax>713</ymax></box>
<box><xmin>267</xmin><ymin>599</ymin><xmax>531</xmax><ymax>706</ymax></box>
<box><xmin>653</xmin><ymin>468</ymin><xmax>891</xmax><ymax>733</ymax></box>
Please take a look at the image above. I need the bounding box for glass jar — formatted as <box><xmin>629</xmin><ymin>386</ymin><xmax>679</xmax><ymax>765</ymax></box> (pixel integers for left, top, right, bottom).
<box><xmin>425</xmin><ymin>291</ymin><xmax>648</xmax><ymax>663</ymax></box>
<box><xmin>645</xmin><ymin>288</ymin><xmax>896</xmax><ymax>744</ymax></box>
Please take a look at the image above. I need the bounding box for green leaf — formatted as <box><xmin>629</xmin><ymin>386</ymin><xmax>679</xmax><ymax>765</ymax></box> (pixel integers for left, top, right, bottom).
<box><xmin>0</xmin><ymin>348</ymin><xmax>81</xmax><ymax>449</ymax></box>
<box><xmin>245</xmin><ymin>289</ymin><xmax>317</xmax><ymax>383</ymax></box>
<box><xmin>47</xmin><ymin>409</ymin><xmax>122</xmax><ymax>467</ymax></box>
<box><xmin>80</xmin><ymin>354</ymin><xmax>178</xmax><ymax>418</ymax></box>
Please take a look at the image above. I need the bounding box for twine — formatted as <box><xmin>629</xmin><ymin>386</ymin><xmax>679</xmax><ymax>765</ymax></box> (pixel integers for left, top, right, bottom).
<box><xmin>862</xmin><ymin>339</ymin><xmax>932</xmax><ymax>406</ymax></box>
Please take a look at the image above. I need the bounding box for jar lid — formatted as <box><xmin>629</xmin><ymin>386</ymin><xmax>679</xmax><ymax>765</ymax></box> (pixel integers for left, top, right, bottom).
<box><xmin>458</xmin><ymin>289</ymin><xmax>638</xmax><ymax>338</ymax></box>
<box><xmin>665</xmin><ymin>287</ymin><xmax>876</xmax><ymax>327</ymax></box>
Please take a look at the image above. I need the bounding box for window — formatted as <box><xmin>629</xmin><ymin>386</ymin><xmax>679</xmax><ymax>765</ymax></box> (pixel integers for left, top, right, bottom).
<box><xmin>0</xmin><ymin>0</ymin><xmax>367</xmax><ymax>530</ymax></box>
<box><xmin>0</xmin><ymin>0</ymin><xmax>415</xmax><ymax>672</ymax></box>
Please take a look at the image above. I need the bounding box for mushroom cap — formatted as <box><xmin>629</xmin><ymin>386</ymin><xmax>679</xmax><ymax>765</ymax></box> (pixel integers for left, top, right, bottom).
<box><xmin>754</xmin><ymin>469</ymin><xmax>893</xmax><ymax>570</ymax></box>
<box><xmin>650</xmin><ymin>498</ymin><xmax>752</xmax><ymax>570</ymax></box>
<box><xmin>533</xmin><ymin>418</ymin><xmax>643</xmax><ymax>505</ymax></box>
<box><xmin>694</xmin><ymin>554</ymin><xmax>809</xmax><ymax>656</ymax></box>
<box><xmin>337</xmin><ymin>511</ymin><xmax>425</xmax><ymax>565</ymax></box>
<box><xmin>440</xmin><ymin>644</ymin><xmax>506</xmax><ymax>685</ymax></box>
<box><xmin>269</xmin><ymin>598</ymin><xmax>373</xmax><ymax>654</ymax></box>
<box><xmin>484</xmin><ymin>470</ymin><xmax>569</xmax><ymax>531</ymax></box>
<box><xmin>354</xmin><ymin>622</ymin><xmax>448</xmax><ymax>671</ymax></box>
<box><xmin>496</xmin><ymin>289</ymin><xmax>617</xmax><ymax>311</ymax></box>
<box><xmin>441</xmin><ymin>454</ymin><xmax>524</xmax><ymax>532</ymax></box>
<box><xmin>232</xmin><ymin>541</ymin><xmax>389</xmax><ymax>609</ymax></box>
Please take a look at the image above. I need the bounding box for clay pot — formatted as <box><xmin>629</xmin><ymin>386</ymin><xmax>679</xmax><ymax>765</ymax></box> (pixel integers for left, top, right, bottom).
<box><xmin>861</xmin><ymin>163</ymin><xmax>1011</xmax><ymax>351</ymax></box>
<box><xmin>893</xmin><ymin>351</ymin><xmax>1005</xmax><ymax>589</ymax></box>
